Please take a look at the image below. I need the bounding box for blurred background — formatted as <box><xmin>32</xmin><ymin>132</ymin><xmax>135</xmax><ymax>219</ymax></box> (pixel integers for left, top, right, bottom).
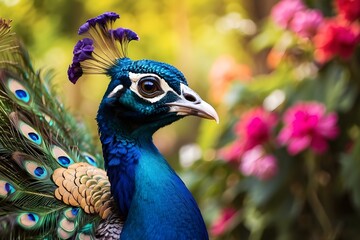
<box><xmin>2</xmin><ymin>0</ymin><xmax>360</xmax><ymax>239</ymax></box>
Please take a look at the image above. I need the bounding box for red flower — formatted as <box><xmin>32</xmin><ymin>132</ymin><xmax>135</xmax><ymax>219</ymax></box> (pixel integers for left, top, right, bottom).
<box><xmin>235</xmin><ymin>108</ymin><xmax>278</xmax><ymax>150</ymax></box>
<box><xmin>336</xmin><ymin>0</ymin><xmax>360</xmax><ymax>22</ymax></box>
<box><xmin>314</xmin><ymin>20</ymin><xmax>360</xmax><ymax>63</ymax></box>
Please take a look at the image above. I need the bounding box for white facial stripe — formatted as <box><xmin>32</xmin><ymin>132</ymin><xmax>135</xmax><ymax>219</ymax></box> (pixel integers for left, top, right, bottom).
<box><xmin>128</xmin><ymin>72</ymin><xmax>178</xmax><ymax>103</ymax></box>
<box><xmin>107</xmin><ymin>84</ymin><xmax>124</xmax><ymax>98</ymax></box>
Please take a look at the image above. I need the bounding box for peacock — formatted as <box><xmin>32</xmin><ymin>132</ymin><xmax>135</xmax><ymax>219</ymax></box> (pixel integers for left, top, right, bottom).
<box><xmin>0</xmin><ymin>12</ymin><xmax>218</xmax><ymax>239</ymax></box>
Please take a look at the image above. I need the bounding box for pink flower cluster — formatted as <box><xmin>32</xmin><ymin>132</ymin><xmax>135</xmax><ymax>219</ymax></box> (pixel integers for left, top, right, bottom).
<box><xmin>278</xmin><ymin>102</ymin><xmax>339</xmax><ymax>155</ymax></box>
<box><xmin>271</xmin><ymin>0</ymin><xmax>323</xmax><ymax>38</ymax></box>
<box><xmin>220</xmin><ymin>108</ymin><xmax>279</xmax><ymax>180</ymax></box>
<box><xmin>271</xmin><ymin>0</ymin><xmax>360</xmax><ymax>63</ymax></box>
<box><xmin>235</xmin><ymin>108</ymin><xmax>278</xmax><ymax>150</ymax></box>
<box><xmin>220</xmin><ymin>102</ymin><xmax>339</xmax><ymax>179</ymax></box>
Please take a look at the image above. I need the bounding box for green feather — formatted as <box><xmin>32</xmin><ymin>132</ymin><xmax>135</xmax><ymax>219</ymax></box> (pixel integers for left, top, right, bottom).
<box><xmin>0</xmin><ymin>19</ymin><xmax>103</xmax><ymax>239</ymax></box>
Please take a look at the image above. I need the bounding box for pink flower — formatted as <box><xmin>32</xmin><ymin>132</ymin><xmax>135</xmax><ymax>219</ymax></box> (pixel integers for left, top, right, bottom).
<box><xmin>218</xmin><ymin>141</ymin><xmax>244</xmax><ymax>163</ymax></box>
<box><xmin>290</xmin><ymin>9</ymin><xmax>324</xmax><ymax>38</ymax></box>
<box><xmin>278</xmin><ymin>102</ymin><xmax>339</xmax><ymax>155</ymax></box>
<box><xmin>235</xmin><ymin>108</ymin><xmax>278</xmax><ymax>150</ymax></box>
<box><xmin>336</xmin><ymin>0</ymin><xmax>360</xmax><ymax>23</ymax></box>
<box><xmin>240</xmin><ymin>146</ymin><xmax>278</xmax><ymax>180</ymax></box>
<box><xmin>271</xmin><ymin>0</ymin><xmax>306</xmax><ymax>29</ymax></box>
<box><xmin>210</xmin><ymin>208</ymin><xmax>237</xmax><ymax>236</ymax></box>
<box><xmin>314</xmin><ymin>20</ymin><xmax>360</xmax><ymax>63</ymax></box>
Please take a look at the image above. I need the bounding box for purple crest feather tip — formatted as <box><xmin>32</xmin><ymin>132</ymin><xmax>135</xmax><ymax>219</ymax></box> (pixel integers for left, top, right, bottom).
<box><xmin>68</xmin><ymin>38</ymin><xmax>94</xmax><ymax>83</ymax></box>
<box><xmin>78</xmin><ymin>12</ymin><xmax>120</xmax><ymax>35</ymax></box>
<box><xmin>78</xmin><ymin>22</ymin><xmax>90</xmax><ymax>35</ymax></box>
<box><xmin>110</xmin><ymin>28</ymin><xmax>139</xmax><ymax>41</ymax></box>
<box><xmin>72</xmin><ymin>38</ymin><xmax>94</xmax><ymax>62</ymax></box>
<box><xmin>98</xmin><ymin>12</ymin><xmax>120</xmax><ymax>23</ymax></box>
<box><xmin>68</xmin><ymin>62</ymin><xmax>83</xmax><ymax>84</ymax></box>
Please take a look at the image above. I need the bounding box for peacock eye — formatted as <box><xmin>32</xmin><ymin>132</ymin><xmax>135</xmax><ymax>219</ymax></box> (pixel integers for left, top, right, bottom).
<box><xmin>138</xmin><ymin>76</ymin><xmax>164</xmax><ymax>98</ymax></box>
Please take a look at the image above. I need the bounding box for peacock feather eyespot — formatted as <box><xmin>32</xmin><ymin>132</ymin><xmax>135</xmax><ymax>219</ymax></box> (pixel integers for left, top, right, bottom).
<box><xmin>18</xmin><ymin>121</ymin><xmax>42</xmax><ymax>145</ymax></box>
<box><xmin>24</xmin><ymin>161</ymin><xmax>48</xmax><ymax>179</ymax></box>
<box><xmin>68</xmin><ymin>12</ymin><xmax>139</xmax><ymax>84</ymax></box>
<box><xmin>58</xmin><ymin>156</ymin><xmax>71</xmax><ymax>165</ymax></box>
<box><xmin>17</xmin><ymin>213</ymin><xmax>40</xmax><ymax>229</ymax></box>
<box><xmin>82</xmin><ymin>152</ymin><xmax>98</xmax><ymax>167</ymax></box>
<box><xmin>11</xmin><ymin>152</ymin><xmax>50</xmax><ymax>180</ymax></box>
<box><xmin>58</xmin><ymin>216</ymin><xmax>77</xmax><ymax>239</ymax></box>
<box><xmin>51</xmin><ymin>146</ymin><xmax>75</xmax><ymax>167</ymax></box>
<box><xmin>34</xmin><ymin>167</ymin><xmax>45</xmax><ymax>176</ymax></box>
<box><xmin>28</xmin><ymin>132</ymin><xmax>39</xmax><ymax>141</ymax></box>
<box><xmin>77</xmin><ymin>224</ymin><xmax>95</xmax><ymax>240</ymax></box>
<box><xmin>15</xmin><ymin>89</ymin><xmax>29</xmax><ymax>102</ymax></box>
<box><xmin>70</xmin><ymin>207</ymin><xmax>80</xmax><ymax>217</ymax></box>
<box><xmin>7</xmin><ymin>78</ymin><xmax>31</xmax><ymax>104</ymax></box>
<box><xmin>0</xmin><ymin>180</ymin><xmax>16</xmax><ymax>197</ymax></box>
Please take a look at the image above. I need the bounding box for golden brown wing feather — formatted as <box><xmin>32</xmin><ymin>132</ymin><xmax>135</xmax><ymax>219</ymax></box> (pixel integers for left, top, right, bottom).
<box><xmin>52</xmin><ymin>162</ymin><xmax>114</xmax><ymax>219</ymax></box>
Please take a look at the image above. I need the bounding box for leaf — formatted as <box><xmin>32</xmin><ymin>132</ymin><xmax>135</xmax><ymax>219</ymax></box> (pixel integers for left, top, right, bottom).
<box><xmin>285</xmin><ymin>62</ymin><xmax>357</xmax><ymax>113</ymax></box>
<box><xmin>320</xmin><ymin>63</ymin><xmax>356</xmax><ymax>112</ymax></box>
<box><xmin>245</xmin><ymin>149</ymin><xmax>294</xmax><ymax>207</ymax></box>
<box><xmin>340</xmin><ymin>137</ymin><xmax>360</xmax><ymax>210</ymax></box>
<box><xmin>250</xmin><ymin>20</ymin><xmax>285</xmax><ymax>53</ymax></box>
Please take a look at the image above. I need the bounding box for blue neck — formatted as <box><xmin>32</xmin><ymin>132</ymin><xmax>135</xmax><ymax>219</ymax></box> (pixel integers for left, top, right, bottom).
<box><xmin>97</xmin><ymin>109</ymin><xmax>208</xmax><ymax>239</ymax></box>
<box><xmin>100</xmin><ymin>132</ymin><xmax>140</xmax><ymax>217</ymax></box>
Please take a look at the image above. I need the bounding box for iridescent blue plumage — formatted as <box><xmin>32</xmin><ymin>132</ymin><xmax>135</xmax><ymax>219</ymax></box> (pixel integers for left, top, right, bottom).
<box><xmin>120</xmin><ymin>140</ymin><xmax>208</xmax><ymax>239</ymax></box>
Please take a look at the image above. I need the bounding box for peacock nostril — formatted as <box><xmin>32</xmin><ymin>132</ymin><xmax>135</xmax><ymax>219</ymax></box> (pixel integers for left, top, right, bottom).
<box><xmin>184</xmin><ymin>93</ymin><xmax>197</xmax><ymax>103</ymax></box>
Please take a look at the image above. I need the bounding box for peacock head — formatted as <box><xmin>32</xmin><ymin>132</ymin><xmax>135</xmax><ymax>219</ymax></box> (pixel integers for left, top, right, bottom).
<box><xmin>68</xmin><ymin>12</ymin><xmax>218</xmax><ymax>135</ymax></box>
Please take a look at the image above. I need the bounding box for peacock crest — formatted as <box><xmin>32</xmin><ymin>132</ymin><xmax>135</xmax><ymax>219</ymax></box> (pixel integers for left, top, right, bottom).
<box><xmin>68</xmin><ymin>12</ymin><xmax>139</xmax><ymax>84</ymax></box>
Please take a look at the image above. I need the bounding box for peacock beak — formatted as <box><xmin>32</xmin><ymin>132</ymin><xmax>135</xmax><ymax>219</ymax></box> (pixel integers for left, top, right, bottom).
<box><xmin>167</xmin><ymin>84</ymin><xmax>219</xmax><ymax>123</ymax></box>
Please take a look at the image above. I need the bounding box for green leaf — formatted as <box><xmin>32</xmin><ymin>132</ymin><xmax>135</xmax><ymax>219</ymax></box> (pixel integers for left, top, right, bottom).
<box><xmin>285</xmin><ymin>62</ymin><xmax>356</xmax><ymax>112</ymax></box>
<box><xmin>340</xmin><ymin>137</ymin><xmax>360</xmax><ymax>210</ymax></box>
<box><xmin>245</xmin><ymin>150</ymin><xmax>294</xmax><ymax>207</ymax></box>
<box><xmin>250</xmin><ymin>20</ymin><xmax>284</xmax><ymax>52</ymax></box>
<box><xmin>321</xmin><ymin>64</ymin><xmax>356</xmax><ymax>112</ymax></box>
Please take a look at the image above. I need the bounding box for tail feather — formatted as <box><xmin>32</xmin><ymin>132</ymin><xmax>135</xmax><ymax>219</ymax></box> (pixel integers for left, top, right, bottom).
<box><xmin>0</xmin><ymin>18</ymin><xmax>117</xmax><ymax>239</ymax></box>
